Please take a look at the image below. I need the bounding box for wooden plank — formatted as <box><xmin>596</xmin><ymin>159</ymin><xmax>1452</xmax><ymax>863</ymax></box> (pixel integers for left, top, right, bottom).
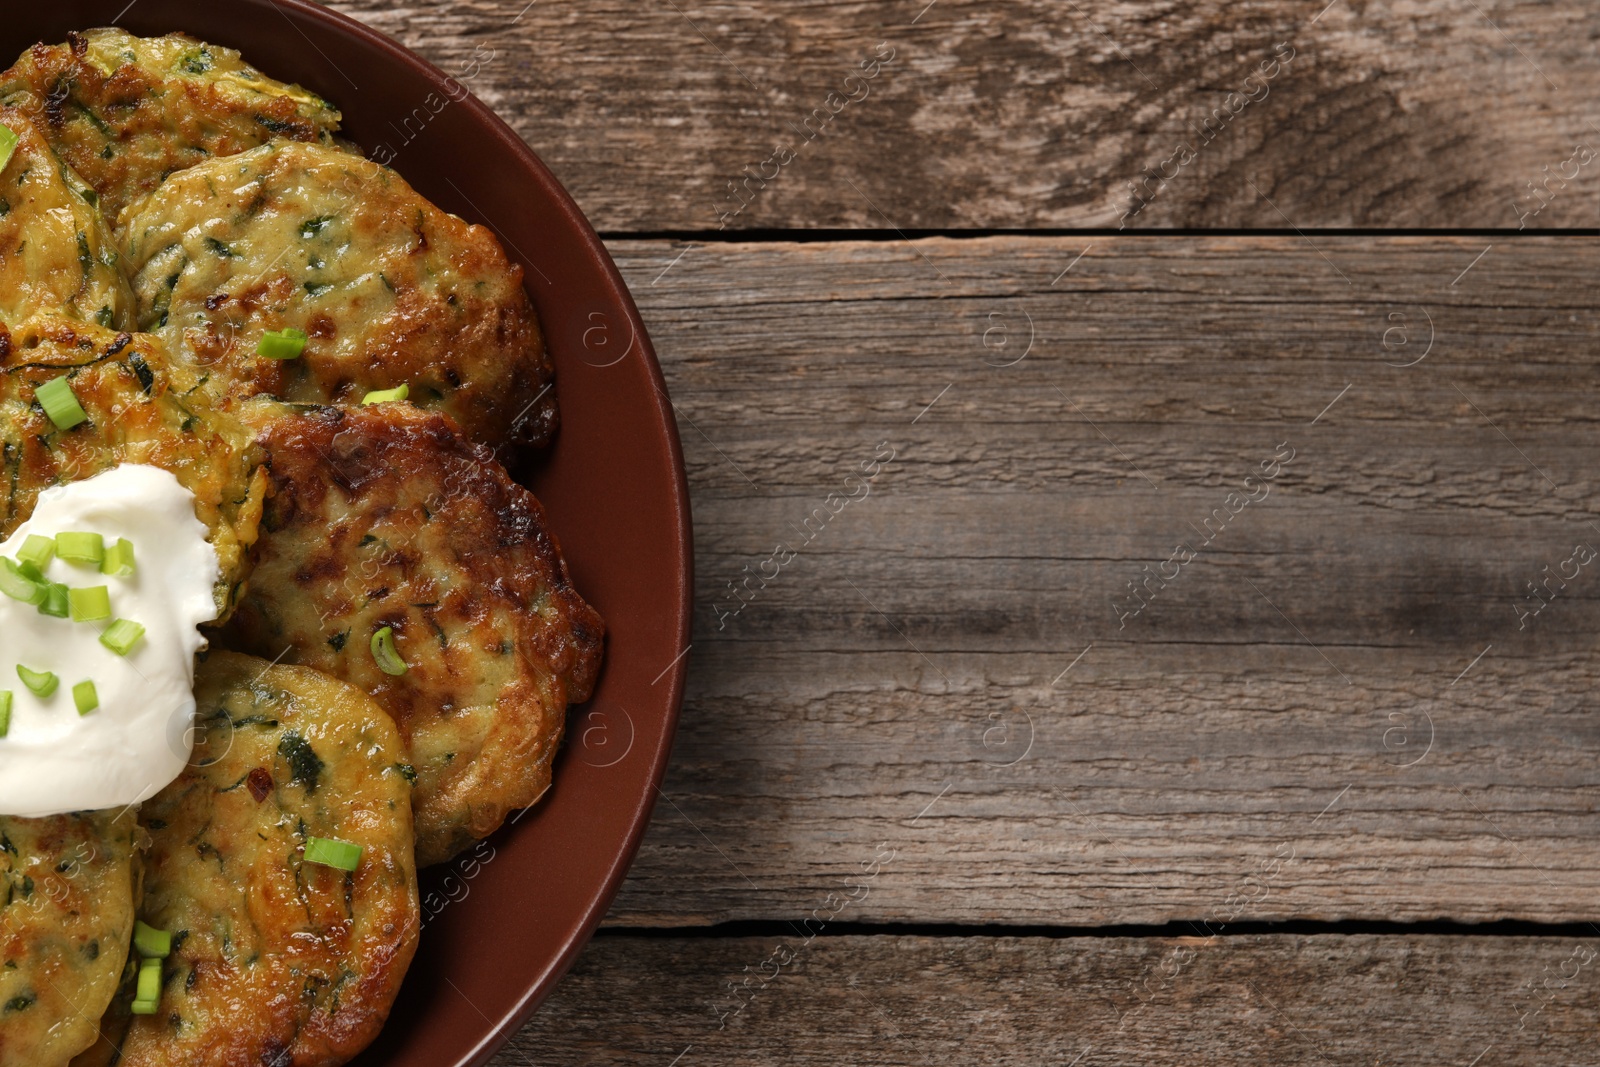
<box><xmin>329</xmin><ymin>1</ymin><xmax>1600</xmax><ymax>230</ymax></box>
<box><xmin>499</xmin><ymin>234</ymin><xmax>1600</xmax><ymax>927</ymax></box>
<box><xmin>494</xmin><ymin>933</ymin><xmax>1600</xmax><ymax>1065</ymax></box>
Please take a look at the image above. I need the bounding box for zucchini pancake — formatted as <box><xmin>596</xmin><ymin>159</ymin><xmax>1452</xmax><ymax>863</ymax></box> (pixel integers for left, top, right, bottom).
<box><xmin>0</xmin><ymin>810</ymin><xmax>140</xmax><ymax>1067</ymax></box>
<box><xmin>0</xmin><ymin>25</ymin><xmax>603</xmax><ymax>1067</ymax></box>
<box><xmin>0</xmin><ymin>317</ymin><xmax>266</xmax><ymax>616</ymax></box>
<box><xmin>110</xmin><ymin>653</ymin><xmax>419</xmax><ymax>1067</ymax></box>
<box><xmin>224</xmin><ymin>403</ymin><xmax>603</xmax><ymax>866</ymax></box>
<box><xmin>0</xmin><ymin>28</ymin><xmax>344</xmax><ymax>221</ymax></box>
<box><xmin>0</xmin><ymin>107</ymin><xmax>133</xmax><ymax>331</ymax></box>
<box><xmin>120</xmin><ymin>140</ymin><xmax>559</xmax><ymax>451</ymax></box>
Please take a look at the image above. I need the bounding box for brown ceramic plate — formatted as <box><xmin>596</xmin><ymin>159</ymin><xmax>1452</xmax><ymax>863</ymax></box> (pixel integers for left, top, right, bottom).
<box><xmin>1</xmin><ymin>4</ymin><xmax>691</xmax><ymax>1065</ymax></box>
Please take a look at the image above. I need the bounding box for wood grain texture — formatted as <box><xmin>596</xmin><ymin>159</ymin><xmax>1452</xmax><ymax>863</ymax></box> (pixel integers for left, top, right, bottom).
<box><xmin>325</xmin><ymin>0</ymin><xmax>1600</xmax><ymax>230</ymax></box>
<box><xmin>493</xmin><ymin>933</ymin><xmax>1600</xmax><ymax>1065</ymax></box>
<box><xmin>526</xmin><ymin>234</ymin><xmax>1600</xmax><ymax>927</ymax></box>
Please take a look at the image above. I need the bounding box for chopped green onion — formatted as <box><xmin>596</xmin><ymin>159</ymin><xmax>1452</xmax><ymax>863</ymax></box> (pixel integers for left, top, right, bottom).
<box><xmin>133</xmin><ymin>957</ymin><xmax>162</xmax><ymax>1005</ymax></box>
<box><xmin>100</xmin><ymin>618</ymin><xmax>146</xmax><ymax>656</ymax></box>
<box><xmin>55</xmin><ymin>532</ymin><xmax>104</xmax><ymax>566</ymax></box>
<box><xmin>0</xmin><ymin>123</ymin><xmax>17</xmax><ymax>175</ymax></box>
<box><xmin>35</xmin><ymin>376</ymin><xmax>87</xmax><ymax>430</ymax></box>
<box><xmin>370</xmin><ymin>626</ymin><xmax>407</xmax><ymax>675</ymax></box>
<box><xmin>68</xmin><ymin>585</ymin><xmax>111</xmax><ymax>622</ymax></box>
<box><xmin>14</xmin><ymin>559</ymin><xmax>44</xmax><ymax>584</ymax></box>
<box><xmin>101</xmin><ymin>538</ymin><xmax>135</xmax><ymax>576</ymax></box>
<box><xmin>0</xmin><ymin>691</ymin><xmax>11</xmax><ymax>737</ymax></box>
<box><xmin>256</xmin><ymin>328</ymin><xmax>308</xmax><ymax>360</ymax></box>
<box><xmin>0</xmin><ymin>558</ymin><xmax>44</xmax><ymax>605</ymax></box>
<box><xmin>72</xmin><ymin>679</ymin><xmax>97</xmax><ymax>715</ymax></box>
<box><xmin>133</xmin><ymin>921</ymin><xmax>171</xmax><ymax>959</ymax></box>
<box><xmin>17</xmin><ymin>665</ymin><xmax>57</xmax><ymax>698</ymax></box>
<box><xmin>361</xmin><ymin>384</ymin><xmax>410</xmax><ymax>405</ymax></box>
<box><xmin>130</xmin><ymin>999</ymin><xmax>159</xmax><ymax>1015</ymax></box>
<box><xmin>17</xmin><ymin>534</ymin><xmax>55</xmax><ymax>570</ymax></box>
<box><xmin>37</xmin><ymin>582</ymin><xmax>68</xmax><ymax>618</ymax></box>
<box><xmin>303</xmin><ymin>836</ymin><xmax>363</xmax><ymax>872</ymax></box>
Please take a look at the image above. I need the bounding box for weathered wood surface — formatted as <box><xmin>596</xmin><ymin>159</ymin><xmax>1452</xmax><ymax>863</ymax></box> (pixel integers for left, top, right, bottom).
<box><xmin>494</xmin><ymin>933</ymin><xmax>1600</xmax><ymax>1065</ymax></box>
<box><xmin>527</xmin><ymin>234</ymin><xmax>1600</xmax><ymax>928</ymax></box>
<box><xmin>309</xmin><ymin>2</ymin><xmax>1600</xmax><ymax>1053</ymax></box>
<box><xmin>329</xmin><ymin>0</ymin><xmax>1600</xmax><ymax>230</ymax></box>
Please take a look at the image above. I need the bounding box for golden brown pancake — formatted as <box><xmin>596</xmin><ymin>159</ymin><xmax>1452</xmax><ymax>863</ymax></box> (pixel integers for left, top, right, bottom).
<box><xmin>0</xmin><ymin>28</ymin><xmax>344</xmax><ymax>221</ymax></box>
<box><xmin>119</xmin><ymin>139</ymin><xmax>558</xmax><ymax>452</ymax></box>
<box><xmin>223</xmin><ymin>403</ymin><xmax>602</xmax><ymax>865</ymax></box>
<box><xmin>0</xmin><ymin>316</ymin><xmax>265</xmax><ymax>617</ymax></box>
<box><xmin>0</xmin><ymin>809</ymin><xmax>141</xmax><ymax>1067</ymax></box>
<box><xmin>113</xmin><ymin>651</ymin><xmax>419</xmax><ymax>1067</ymax></box>
<box><xmin>0</xmin><ymin>107</ymin><xmax>133</xmax><ymax>331</ymax></box>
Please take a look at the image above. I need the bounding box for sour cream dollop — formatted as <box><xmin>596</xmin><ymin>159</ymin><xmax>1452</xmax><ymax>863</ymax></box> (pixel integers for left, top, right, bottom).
<box><xmin>0</xmin><ymin>464</ymin><xmax>219</xmax><ymax>817</ymax></box>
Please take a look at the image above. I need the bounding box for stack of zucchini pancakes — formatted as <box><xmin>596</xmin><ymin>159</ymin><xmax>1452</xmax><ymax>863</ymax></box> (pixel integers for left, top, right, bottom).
<box><xmin>0</xmin><ymin>29</ymin><xmax>604</xmax><ymax>1067</ymax></box>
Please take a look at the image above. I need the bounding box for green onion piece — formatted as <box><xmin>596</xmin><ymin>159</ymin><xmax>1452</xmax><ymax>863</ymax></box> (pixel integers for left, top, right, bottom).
<box><xmin>100</xmin><ymin>618</ymin><xmax>146</xmax><ymax>656</ymax></box>
<box><xmin>370</xmin><ymin>626</ymin><xmax>407</xmax><ymax>675</ymax></box>
<box><xmin>37</xmin><ymin>582</ymin><xmax>68</xmax><ymax>618</ymax></box>
<box><xmin>17</xmin><ymin>534</ymin><xmax>55</xmax><ymax>570</ymax></box>
<box><xmin>35</xmin><ymin>376</ymin><xmax>87</xmax><ymax>430</ymax></box>
<box><xmin>134</xmin><ymin>957</ymin><xmax>162</xmax><ymax>1004</ymax></box>
<box><xmin>0</xmin><ymin>691</ymin><xmax>11</xmax><ymax>738</ymax></box>
<box><xmin>55</xmin><ymin>532</ymin><xmax>104</xmax><ymax>566</ymax></box>
<box><xmin>256</xmin><ymin>328</ymin><xmax>308</xmax><ymax>360</ymax></box>
<box><xmin>130</xmin><ymin>999</ymin><xmax>159</xmax><ymax>1015</ymax></box>
<box><xmin>14</xmin><ymin>559</ymin><xmax>44</xmax><ymax>584</ymax></box>
<box><xmin>0</xmin><ymin>558</ymin><xmax>44</xmax><ymax>605</ymax></box>
<box><xmin>72</xmin><ymin>679</ymin><xmax>97</xmax><ymax>715</ymax></box>
<box><xmin>360</xmin><ymin>384</ymin><xmax>410</xmax><ymax>405</ymax></box>
<box><xmin>0</xmin><ymin>123</ymin><xmax>17</xmax><ymax>175</ymax></box>
<box><xmin>303</xmin><ymin>836</ymin><xmax>363</xmax><ymax>872</ymax></box>
<box><xmin>101</xmin><ymin>538</ymin><xmax>135</xmax><ymax>576</ymax></box>
<box><xmin>68</xmin><ymin>585</ymin><xmax>112</xmax><ymax>622</ymax></box>
<box><xmin>133</xmin><ymin>920</ymin><xmax>172</xmax><ymax>958</ymax></box>
<box><xmin>17</xmin><ymin>665</ymin><xmax>57</xmax><ymax>698</ymax></box>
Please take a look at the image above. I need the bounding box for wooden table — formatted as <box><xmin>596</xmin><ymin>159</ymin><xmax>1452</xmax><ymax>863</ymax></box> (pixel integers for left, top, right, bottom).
<box><xmin>331</xmin><ymin>3</ymin><xmax>1600</xmax><ymax>1062</ymax></box>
